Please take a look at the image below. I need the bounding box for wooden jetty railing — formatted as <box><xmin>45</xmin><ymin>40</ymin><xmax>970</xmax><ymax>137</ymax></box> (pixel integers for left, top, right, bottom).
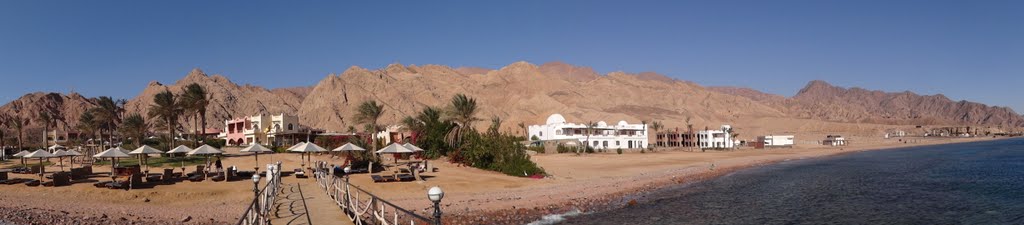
<box><xmin>313</xmin><ymin>170</ymin><xmax>438</xmax><ymax>225</ymax></box>
<box><xmin>236</xmin><ymin>162</ymin><xmax>284</xmax><ymax>225</ymax></box>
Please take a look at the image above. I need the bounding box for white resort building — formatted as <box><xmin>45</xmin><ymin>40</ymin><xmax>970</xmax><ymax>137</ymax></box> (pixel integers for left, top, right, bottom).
<box><xmin>697</xmin><ymin>125</ymin><xmax>735</xmax><ymax>149</ymax></box>
<box><xmin>528</xmin><ymin>114</ymin><xmax>648</xmax><ymax>150</ymax></box>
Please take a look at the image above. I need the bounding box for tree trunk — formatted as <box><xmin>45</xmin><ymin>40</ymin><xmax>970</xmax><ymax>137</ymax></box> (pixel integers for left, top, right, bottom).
<box><xmin>200</xmin><ymin>109</ymin><xmax>207</xmax><ymax>146</ymax></box>
<box><xmin>170</xmin><ymin>118</ymin><xmax>176</xmax><ymax>149</ymax></box>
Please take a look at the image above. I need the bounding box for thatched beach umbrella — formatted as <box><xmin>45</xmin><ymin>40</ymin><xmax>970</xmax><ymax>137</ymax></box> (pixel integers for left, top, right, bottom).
<box><xmin>332</xmin><ymin>142</ymin><xmax>365</xmax><ymax>165</ymax></box>
<box><xmin>289</xmin><ymin>142</ymin><xmax>326</xmax><ymax>166</ymax></box>
<box><xmin>240</xmin><ymin>144</ymin><xmax>273</xmax><ymax>171</ymax></box>
<box><xmin>187</xmin><ymin>145</ymin><xmax>223</xmax><ymax>171</ymax></box>
<box><xmin>13</xmin><ymin>150</ymin><xmax>31</xmax><ymax>168</ymax></box>
<box><xmin>94</xmin><ymin>147</ymin><xmax>131</xmax><ymax>176</ymax></box>
<box><xmin>52</xmin><ymin>150</ymin><xmax>69</xmax><ymax>172</ymax></box>
<box><xmin>24</xmin><ymin>150</ymin><xmax>56</xmax><ymax>184</ymax></box>
<box><xmin>129</xmin><ymin>145</ymin><xmax>165</xmax><ymax>173</ymax></box>
<box><xmin>62</xmin><ymin>149</ymin><xmax>83</xmax><ymax>169</ymax></box>
<box><xmin>166</xmin><ymin>145</ymin><xmax>193</xmax><ymax>172</ymax></box>
<box><xmin>47</xmin><ymin>144</ymin><xmax>65</xmax><ymax>152</ymax></box>
<box><xmin>376</xmin><ymin>143</ymin><xmax>414</xmax><ymax>164</ymax></box>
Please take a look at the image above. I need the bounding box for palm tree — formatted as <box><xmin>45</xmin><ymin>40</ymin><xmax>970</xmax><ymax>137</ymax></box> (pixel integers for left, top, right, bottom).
<box><xmin>38</xmin><ymin>111</ymin><xmax>52</xmax><ymax>148</ymax></box>
<box><xmin>12</xmin><ymin>116</ymin><xmax>28</xmax><ymax>151</ymax></box>
<box><xmin>488</xmin><ymin>116</ymin><xmax>503</xmax><ymax>135</ymax></box>
<box><xmin>77</xmin><ymin>111</ymin><xmax>99</xmax><ymax>154</ymax></box>
<box><xmin>650</xmin><ymin>120</ymin><xmax>663</xmax><ymax>150</ymax></box>
<box><xmin>148</xmin><ymin>90</ymin><xmax>182</xmax><ymax>151</ymax></box>
<box><xmin>94</xmin><ymin>97</ymin><xmax>121</xmax><ymax>149</ymax></box>
<box><xmin>444</xmin><ymin>94</ymin><xmax>479</xmax><ymax>149</ymax></box>
<box><xmin>0</xmin><ymin>114</ymin><xmax>10</xmax><ymax>152</ymax></box>
<box><xmin>354</xmin><ymin>100</ymin><xmax>385</xmax><ymax>155</ymax></box>
<box><xmin>120</xmin><ymin>114</ymin><xmax>146</xmax><ymax>146</ymax></box>
<box><xmin>686</xmin><ymin>116</ymin><xmax>694</xmax><ymax>152</ymax></box>
<box><xmin>583</xmin><ymin>121</ymin><xmax>596</xmax><ymax>154</ymax></box>
<box><xmin>517</xmin><ymin>122</ymin><xmax>527</xmax><ymax>138</ymax></box>
<box><xmin>9</xmin><ymin>102</ymin><xmax>29</xmax><ymax>151</ymax></box>
<box><xmin>183</xmin><ymin>83</ymin><xmax>209</xmax><ymax>146</ymax></box>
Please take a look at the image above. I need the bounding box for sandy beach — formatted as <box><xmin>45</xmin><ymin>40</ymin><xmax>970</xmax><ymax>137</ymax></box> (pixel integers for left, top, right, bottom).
<box><xmin>0</xmin><ymin>135</ymin><xmax>1006</xmax><ymax>225</ymax></box>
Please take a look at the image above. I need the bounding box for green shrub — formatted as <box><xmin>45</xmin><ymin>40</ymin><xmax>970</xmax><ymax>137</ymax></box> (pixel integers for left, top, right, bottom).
<box><xmin>454</xmin><ymin>131</ymin><xmax>545</xmax><ymax>177</ymax></box>
<box><xmin>527</xmin><ymin>145</ymin><xmax>545</xmax><ymax>154</ymax></box>
<box><xmin>204</xmin><ymin>139</ymin><xmax>226</xmax><ymax>148</ymax></box>
<box><xmin>617</xmin><ymin>148</ymin><xmax>623</xmax><ymax>154</ymax></box>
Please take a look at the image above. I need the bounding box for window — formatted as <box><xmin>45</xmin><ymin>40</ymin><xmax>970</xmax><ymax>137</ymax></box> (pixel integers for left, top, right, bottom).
<box><xmin>288</xmin><ymin>124</ymin><xmax>293</xmax><ymax>130</ymax></box>
<box><xmin>616</xmin><ymin>141</ymin><xmax>620</xmax><ymax>146</ymax></box>
<box><xmin>556</xmin><ymin>130</ymin><xmax>562</xmax><ymax>135</ymax></box>
<box><xmin>540</xmin><ymin>132</ymin><xmax>543</xmax><ymax>137</ymax></box>
<box><xmin>593</xmin><ymin>141</ymin><xmax>598</xmax><ymax>147</ymax></box>
<box><xmin>602</xmin><ymin>141</ymin><xmax>608</xmax><ymax>147</ymax></box>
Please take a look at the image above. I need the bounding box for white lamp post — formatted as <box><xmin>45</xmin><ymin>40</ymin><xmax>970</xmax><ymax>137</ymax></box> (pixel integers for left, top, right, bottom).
<box><xmin>251</xmin><ymin>174</ymin><xmax>261</xmax><ymax>197</ymax></box>
<box><xmin>427</xmin><ymin>186</ymin><xmax>444</xmax><ymax>225</ymax></box>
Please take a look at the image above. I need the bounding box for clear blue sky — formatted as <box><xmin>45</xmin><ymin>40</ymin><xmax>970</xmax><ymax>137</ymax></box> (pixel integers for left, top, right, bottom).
<box><xmin>1</xmin><ymin>1</ymin><xmax>1021</xmax><ymax>112</ymax></box>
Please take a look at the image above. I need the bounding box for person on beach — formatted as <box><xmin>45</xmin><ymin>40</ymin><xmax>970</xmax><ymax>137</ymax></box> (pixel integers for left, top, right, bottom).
<box><xmin>214</xmin><ymin>157</ymin><xmax>223</xmax><ymax>174</ymax></box>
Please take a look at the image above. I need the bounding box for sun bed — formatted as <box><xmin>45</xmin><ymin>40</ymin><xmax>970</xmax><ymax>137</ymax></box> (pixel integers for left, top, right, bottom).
<box><xmin>188</xmin><ymin>174</ymin><xmax>205</xmax><ymax>182</ymax></box>
<box><xmin>294</xmin><ymin>169</ymin><xmax>307</xmax><ymax>178</ymax></box>
<box><xmin>396</xmin><ymin>173</ymin><xmax>416</xmax><ymax>182</ymax></box>
<box><xmin>211</xmin><ymin>173</ymin><xmax>226</xmax><ymax>182</ymax></box>
<box><xmin>146</xmin><ymin>174</ymin><xmax>163</xmax><ymax>183</ymax></box>
<box><xmin>3</xmin><ymin>178</ymin><xmax>31</xmax><ymax>185</ymax></box>
<box><xmin>371</xmin><ymin>174</ymin><xmax>398</xmax><ymax>183</ymax></box>
<box><xmin>93</xmin><ymin>181</ymin><xmax>113</xmax><ymax>188</ymax></box>
<box><xmin>24</xmin><ymin>179</ymin><xmax>40</xmax><ymax>186</ymax></box>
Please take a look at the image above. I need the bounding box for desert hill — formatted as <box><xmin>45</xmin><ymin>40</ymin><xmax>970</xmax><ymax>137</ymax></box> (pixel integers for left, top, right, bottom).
<box><xmin>709</xmin><ymin>80</ymin><xmax>1024</xmax><ymax>128</ymax></box>
<box><xmin>3</xmin><ymin>62</ymin><xmax>1022</xmax><ymax>142</ymax></box>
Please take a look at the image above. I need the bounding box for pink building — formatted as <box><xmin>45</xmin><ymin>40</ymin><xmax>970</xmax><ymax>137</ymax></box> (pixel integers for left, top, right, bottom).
<box><xmin>221</xmin><ymin>117</ymin><xmax>250</xmax><ymax>146</ymax></box>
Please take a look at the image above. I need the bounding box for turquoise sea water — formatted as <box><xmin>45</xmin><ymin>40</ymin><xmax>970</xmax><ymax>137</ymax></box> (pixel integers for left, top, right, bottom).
<box><xmin>562</xmin><ymin>138</ymin><xmax>1024</xmax><ymax>224</ymax></box>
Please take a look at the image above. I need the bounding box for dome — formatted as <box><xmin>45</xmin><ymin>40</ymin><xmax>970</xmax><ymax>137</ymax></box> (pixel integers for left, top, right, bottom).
<box><xmin>617</xmin><ymin>121</ymin><xmax>629</xmax><ymax>126</ymax></box>
<box><xmin>597</xmin><ymin>121</ymin><xmax>608</xmax><ymax>127</ymax></box>
<box><xmin>546</xmin><ymin>114</ymin><xmax>567</xmax><ymax>125</ymax></box>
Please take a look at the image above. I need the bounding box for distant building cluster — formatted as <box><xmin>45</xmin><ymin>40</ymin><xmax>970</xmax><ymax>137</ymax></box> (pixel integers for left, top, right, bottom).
<box><xmin>528</xmin><ymin>114</ymin><xmax>648</xmax><ymax>150</ymax></box>
<box><xmin>219</xmin><ymin>113</ymin><xmax>309</xmax><ymax>146</ymax></box>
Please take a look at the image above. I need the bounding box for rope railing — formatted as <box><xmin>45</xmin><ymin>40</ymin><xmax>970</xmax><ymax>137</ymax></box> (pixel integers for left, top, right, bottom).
<box><xmin>313</xmin><ymin>170</ymin><xmax>438</xmax><ymax>225</ymax></box>
<box><xmin>236</xmin><ymin>162</ymin><xmax>284</xmax><ymax>225</ymax></box>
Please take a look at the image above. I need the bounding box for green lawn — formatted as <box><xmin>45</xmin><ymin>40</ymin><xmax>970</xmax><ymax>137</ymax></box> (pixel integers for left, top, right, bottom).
<box><xmin>93</xmin><ymin>156</ymin><xmax>209</xmax><ymax>168</ymax></box>
<box><xmin>2</xmin><ymin>161</ymin><xmax>55</xmax><ymax>169</ymax></box>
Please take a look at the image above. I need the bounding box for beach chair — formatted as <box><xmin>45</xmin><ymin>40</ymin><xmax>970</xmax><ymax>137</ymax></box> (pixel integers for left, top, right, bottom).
<box><xmin>93</xmin><ymin>181</ymin><xmax>113</xmax><ymax>188</ymax></box>
<box><xmin>371</xmin><ymin>175</ymin><xmax>386</xmax><ymax>183</ymax></box>
<box><xmin>161</xmin><ymin>168</ymin><xmax>176</xmax><ymax>183</ymax></box>
<box><xmin>146</xmin><ymin>174</ymin><xmax>163</xmax><ymax>183</ymax></box>
<box><xmin>397</xmin><ymin>173</ymin><xmax>415</xmax><ymax>182</ymax></box>
<box><xmin>25</xmin><ymin>179</ymin><xmax>40</xmax><ymax>186</ymax></box>
<box><xmin>294</xmin><ymin>168</ymin><xmax>307</xmax><ymax>178</ymax></box>
<box><xmin>4</xmin><ymin>178</ymin><xmax>30</xmax><ymax>185</ymax></box>
<box><xmin>211</xmin><ymin>172</ymin><xmax>226</xmax><ymax>182</ymax></box>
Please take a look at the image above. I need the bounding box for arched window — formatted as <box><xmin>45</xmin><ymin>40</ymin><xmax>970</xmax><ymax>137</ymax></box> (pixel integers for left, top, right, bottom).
<box><xmin>252</xmin><ymin>122</ymin><xmax>260</xmax><ymax>130</ymax></box>
<box><xmin>288</xmin><ymin>123</ymin><xmax>293</xmax><ymax>130</ymax></box>
<box><xmin>602</xmin><ymin>141</ymin><xmax>608</xmax><ymax>147</ymax></box>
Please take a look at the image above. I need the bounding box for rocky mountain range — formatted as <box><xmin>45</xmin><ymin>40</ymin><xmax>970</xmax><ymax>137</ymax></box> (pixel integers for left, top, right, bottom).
<box><xmin>3</xmin><ymin>61</ymin><xmax>1022</xmax><ymax>139</ymax></box>
<box><xmin>708</xmin><ymin>81</ymin><xmax>1024</xmax><ymax>128</ymax></box>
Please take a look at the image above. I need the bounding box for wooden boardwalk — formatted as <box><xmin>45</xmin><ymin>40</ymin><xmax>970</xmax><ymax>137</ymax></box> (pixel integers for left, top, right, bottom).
<box><xmin>269</xmin><ymin>178</ymin><xmax>353</xmax><ymax>225</ymax></box>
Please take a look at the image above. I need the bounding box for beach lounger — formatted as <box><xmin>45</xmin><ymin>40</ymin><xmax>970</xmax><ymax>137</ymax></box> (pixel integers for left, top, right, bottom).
<box><xmin>94</xmin><ymin>181</ymin><xmax>113</xmax><ymax>188</ymax></box>
<box><xmin>25</xmin><ymin>179</ymin><xmax>40</xmax><ymax>186</ymax></box>
<box><xmin>188</xmin><ymin>174</ymin><xmax>205</xmax><ymax>182</ymax></box>
<box><xmin>294</xmin><ymin>169</ymin><xmax>307</xmax><ymax>178</ymax></box>
<box><xmin>211</xmin><ymin>173</ymin><xmax>226</xmax><ymax>182</ymax></box>
<box><xmin>108</xmin><ymin>181</ymin><xmax>127</xmax><ymax>189</ymax></box>
<box><xmin>3</xmin><ymin>178</ymin><xmax>30</xmax><ymax>185</ymax></box>
<box><xmin>146</xmin><ymin>174</ymin><xmax>163</xmax><ymax>183</ymax></box>
<box><xmin>397</xmin><ymin>173</ymin><xmax>415</xmax><ymax>182</ymax></box>
<box><xmin>371</xmin><ymin>175</ymin><xmax>385</xmax><ymax>183</ymax></box>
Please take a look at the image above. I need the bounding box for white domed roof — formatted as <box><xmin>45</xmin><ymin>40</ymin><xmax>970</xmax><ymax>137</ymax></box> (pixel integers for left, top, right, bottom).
<box><xmin>546</xmin><ymin>114</ymin><xmax>567</xmax><ymax>125</ymax></box>
<box><xmin>617</xmin><ymin>121</ymin><xmax>629</xmax><ymax>126</ymax></box>
<box><xmin>597</xmin><ymin>121</ymin><xmax>608</xmax><ymax>127</ymax></box>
